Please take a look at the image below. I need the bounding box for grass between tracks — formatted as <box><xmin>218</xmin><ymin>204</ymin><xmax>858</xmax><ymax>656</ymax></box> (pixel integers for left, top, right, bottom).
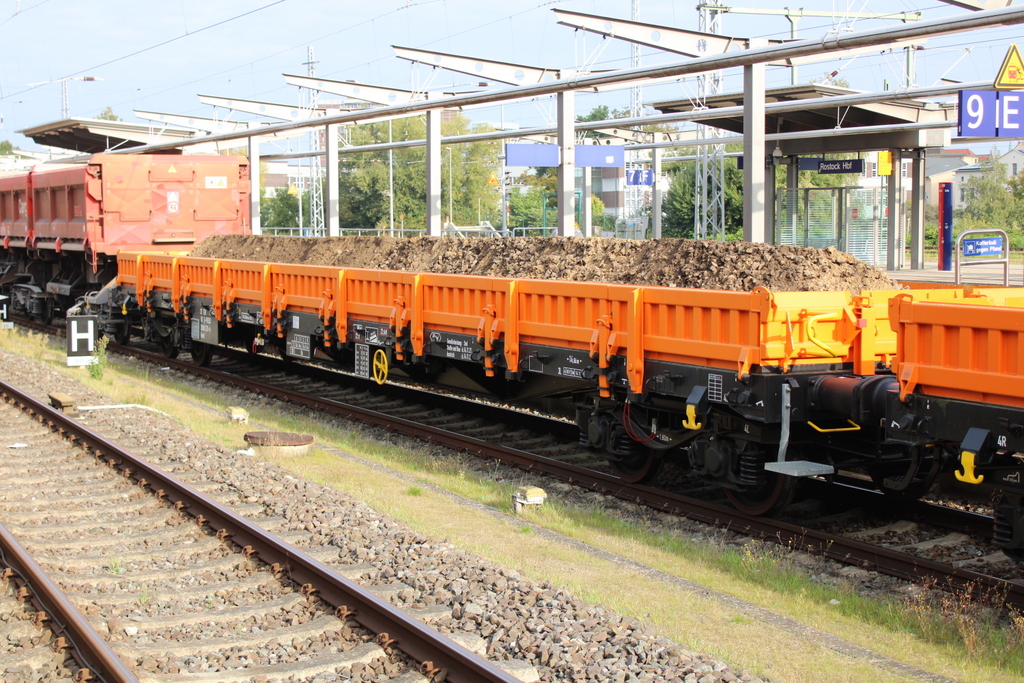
<box><xmin>2</xmin><ymin>327</ymin><xmax>1023</xmax><ymax>683</ymax></box>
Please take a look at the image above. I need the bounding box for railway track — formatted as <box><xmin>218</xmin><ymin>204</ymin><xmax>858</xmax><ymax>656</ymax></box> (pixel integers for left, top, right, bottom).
<box><xmin>100</xmin><ymin>337</ymin><xmax>1024</xmax><ymax>610</ymax></box>
<box><xmin>0</xmin><ymin>375</ymin><xmax>527</xmax><ymax>683</ymax></box>
<box><xmin>12</xmin><ymin>318</ymin><xmax>1024</xmax><ymax>608</ymax></box>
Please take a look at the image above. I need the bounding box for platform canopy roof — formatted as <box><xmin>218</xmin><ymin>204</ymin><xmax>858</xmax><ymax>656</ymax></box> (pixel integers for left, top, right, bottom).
<box><xmin>649</xmin><ymin>84</ymin><xmax>956</xmax><ymax>154</ymax></box>
<box><xmin>17</xmin><ymin>117</ymin><xmax>197</xmax><ymax>154</ymax></box>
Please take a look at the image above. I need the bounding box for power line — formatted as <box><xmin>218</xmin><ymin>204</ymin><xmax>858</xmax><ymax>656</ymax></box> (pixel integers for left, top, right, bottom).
<box><xmin>0</xmin><ymin>0</ymin><xmax>287</xmax><ymax>104</ymax></box>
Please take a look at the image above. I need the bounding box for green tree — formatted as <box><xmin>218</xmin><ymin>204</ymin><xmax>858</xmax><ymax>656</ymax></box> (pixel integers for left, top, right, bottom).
<box><xmin>662</xmin><ymin>153</ymin><xmax>745</xmax><ymax>240</ymax></box>
<box><xmin>960</xmin><ymin>153</ymin><xmax>1019</xmax><ymax>230</ymax></box>
<box><xmin>0</xmin><ymin>140</ymin><xmax>13</xmax><ymax>155</ymax></box>
<box><xmin>336</xmin><ymin>113</ymin><xmax>499</xmax><ymax>232</ymax></box>
<box><xmin>261</xmin><ymin>189</ymin><xmax>302</xmax><ymax>228</ymax></box>
<box><xmin>508</xmin><ymin>185</ymin><xmax>546</xmax><ymax>228</ymax></box>
<box><xmin>96</xmin><ymin>107</ymin><xmax>121</xmax><ymax>121</ymax></box>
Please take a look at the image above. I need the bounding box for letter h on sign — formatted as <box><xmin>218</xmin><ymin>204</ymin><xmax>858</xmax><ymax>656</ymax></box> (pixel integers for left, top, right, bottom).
<box><xmin>66</xmin><ymin>316</ymin><xmax>99</xmax><ymax>367</ymax></box>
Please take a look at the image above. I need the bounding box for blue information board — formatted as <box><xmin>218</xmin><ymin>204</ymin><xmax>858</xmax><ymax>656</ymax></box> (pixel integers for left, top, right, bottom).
<box><xmin>958</xmin><ymin>90</ymin><xmax>1024</xmax><ymax>138</ymax></box>
<box><xmin>505</xmin><ymin>144</ymin><xmax>625</xmax><ymax>168</ymax></box>
<box><xmin>962</xmin><ymin>237</ymin><xmax>1004</xmax><ymax>257</ymax></box>
<box><xmin>626</xmin><ymin>169</ymin><xmax>655</xmax><ymax>186</ymax></box>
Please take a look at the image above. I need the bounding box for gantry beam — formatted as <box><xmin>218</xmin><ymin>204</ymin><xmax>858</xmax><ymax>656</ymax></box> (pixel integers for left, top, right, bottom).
<box><xmin>283</xmin><ymin>74</ymin><xmax>461</xmax><ymax>106</ymax></box>
<box><xmin>197</xmin><ymin>95</ymin><xmax>326</xmax><ymax>122</ymax></box>
<box><xmin>554</xmin><ymin>9</ymin><xmax>922</xmax><ymax>68</ymax></box>
<box><xmin>393</xmin><ymin>46</ymin><xmax>574</xmax><ymax>86</ymax></box>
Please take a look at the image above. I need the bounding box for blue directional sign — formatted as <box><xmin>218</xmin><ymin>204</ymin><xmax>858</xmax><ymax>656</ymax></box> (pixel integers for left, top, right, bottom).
<box><xmin>575</xmin><ymin>145</ymin><xmax>624</xmax><ymax>168</ymax></box>
<box><xmin>505</xmin><ymin>144</ymin><xmax>625</xmax><ymax>168</ymax></box>
<box><xmin>506</xmin><ymin>144</ymin><xmax>559</xmax><ymax>167</ymax></box>
<box><xmin>958</xmin><ymin>90</ymin><xmax>1024</xmax><ymax>138</ymax></box>
<box><xmin>626</xmin><ymin>169</ymin><xmax>655</xmax><ymax>186</ymax></box>
<box><xmin>962</xmin><ymin>236</ymin><xmax>1004</xmax><ymax>257</ymax></box>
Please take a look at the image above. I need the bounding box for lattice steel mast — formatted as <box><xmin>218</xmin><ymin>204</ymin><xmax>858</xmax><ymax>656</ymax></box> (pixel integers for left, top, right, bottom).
<box><xmin>695</xmin><ymin>1</ymin><xmax>726</xmax><ymax>240</ymax></box>
<box><xmin>625</xmin><ymin>0</ymin><xmax>644</xmax><ymax>227</ymax></box>
<box><xmin>304</xmin><ymin>46</ymin><xmax>325</xmax><ymax>236</ymax></box>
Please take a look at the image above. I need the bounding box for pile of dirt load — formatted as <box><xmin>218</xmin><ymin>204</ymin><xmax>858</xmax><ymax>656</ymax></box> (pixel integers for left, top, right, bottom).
<box><xmin>191</xmin><ymin>235</ymin><xmax>899</xmax><ymax>293</ymax></box>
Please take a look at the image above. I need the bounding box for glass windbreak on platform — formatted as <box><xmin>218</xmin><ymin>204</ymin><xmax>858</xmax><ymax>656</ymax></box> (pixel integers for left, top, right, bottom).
<box><xmin>776</xmin><ymin>187</ymin><xmax>893</xmax><ymax>267</ymax></box>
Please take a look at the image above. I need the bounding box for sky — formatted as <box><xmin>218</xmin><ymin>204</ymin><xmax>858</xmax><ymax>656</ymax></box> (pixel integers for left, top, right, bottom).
<box><xmin>1</xmin><ymin>0</ymin><xmax>1021</xmax><ymax>155</ymax></box>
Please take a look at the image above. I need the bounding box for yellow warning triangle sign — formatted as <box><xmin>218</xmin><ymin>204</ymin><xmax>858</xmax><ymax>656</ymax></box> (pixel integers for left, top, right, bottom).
<box><xmin>995</xmin><ymin>44</ymin><xmax>1024</xmax><ymax>90</ymax></box>
<box><xmin>167</xmin><ymin>164</ymin><xmax>177</xmax><ymax>173</ymax></box>
<box><xmin>487</xmin><ymin>172</ymin><xmax>499</xmax><ymax>186</ymax></box>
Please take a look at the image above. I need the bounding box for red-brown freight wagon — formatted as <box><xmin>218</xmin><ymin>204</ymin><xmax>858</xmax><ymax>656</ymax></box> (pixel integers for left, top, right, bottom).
<box><xmin>0</xmin><ymin>154</ymin><xmax>249</xmax><ymax>322</ymax></box>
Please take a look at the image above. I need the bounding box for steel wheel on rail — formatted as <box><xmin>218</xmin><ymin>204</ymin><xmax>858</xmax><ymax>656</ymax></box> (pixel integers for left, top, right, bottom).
<box><xmin>609</xmin><ymin>448</ymin><xmax>664</xmax><ymax>484</ymax></box>
<box><xmin>33</xmin><ymin>298</ymin><xmax>53</xmax><ymax>326</ymax></box>
<box><xmin>160</xmin><ymin>334</ymin><xmax>179</xmax><ymax>359</ymax></box>
<box><xmin>724</xmin><ymin>472</ymin><xmax>798</xmax><ymax>516</ymax></box>
<box><xmin>190</xmin><ymin>341</ymin><xmax>213</xmax><ymax>366</ymax></box>
<box><xmin>112</xmin><ymin>320</ymin><xmax>131</xmax><ymax>346</ymax></box>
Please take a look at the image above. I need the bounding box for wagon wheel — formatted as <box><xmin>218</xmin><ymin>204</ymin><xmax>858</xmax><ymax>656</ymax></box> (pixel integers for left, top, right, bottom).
<box><xmin>190</xmin><ymin>341</ymin><xmax>213</xmax><ymax>367</ymax></box>
<box><xmin>160</xmin><ymin>334</ymin><xmax>179</xmax><ymax>359</ymax></box>
<box><xmin>609</xmin><ymin>449</ymin><xmax>664</xmax><ymax>485</ymax></box>
<box><xmin>33</xmin><ymin>299</ymin><xmax>53</xmax><ymax>326</ymax></box>
<box><xmin>724</xmin><ymin>472</ymin><xmax>798</xmax><ymax>516</ymax></box>
<box><xmin>113</xmin><ymin>320</ymin><xmax>131</xmax><ymax>346</ymax></box>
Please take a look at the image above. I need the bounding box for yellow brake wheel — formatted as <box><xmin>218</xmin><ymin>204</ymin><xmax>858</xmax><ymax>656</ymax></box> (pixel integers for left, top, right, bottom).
<box><xmin>372</xmin><ymin>349</ymin><xmax>389</xmax><ymax>385</ymax></box>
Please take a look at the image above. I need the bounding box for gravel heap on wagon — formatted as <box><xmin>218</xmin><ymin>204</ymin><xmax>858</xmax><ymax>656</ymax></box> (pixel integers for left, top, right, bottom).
<box><xmin>191</xmin><ymin>235</ymin><xmax>899</xmax><ymax>293</ymax></box>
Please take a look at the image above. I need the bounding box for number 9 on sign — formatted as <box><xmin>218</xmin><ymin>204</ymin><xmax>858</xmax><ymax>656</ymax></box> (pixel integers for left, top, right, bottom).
<box><xmin>958</xmin><ymin>90</ymin><xmax>997</xmax><ymax>137</ymax></box>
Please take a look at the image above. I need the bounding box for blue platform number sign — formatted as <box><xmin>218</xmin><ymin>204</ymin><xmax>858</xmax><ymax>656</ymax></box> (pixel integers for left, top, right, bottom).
<box><xmin>958</xmin><ymin>90</ymin><xmax>1023</xmax><ymax>137</ymax></box>
<box><xmin>626</xmin><ymin>170</ymin><xmax>655</xmax><ymax>186</ymax></box>
<box><xmin>66</xmin><ymin>315</ymin><xmax>100</xmax><ymax>367</ymax></box>
<box><xmin>962</xmin><ymin>237</ymin><xmax>1003</xmax><ymax>257</ymax></box>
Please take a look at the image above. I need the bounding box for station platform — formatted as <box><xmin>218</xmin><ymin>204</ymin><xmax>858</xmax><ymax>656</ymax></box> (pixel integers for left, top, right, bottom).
<box><xmin>887</xmin><ymin>261</ymin><xmax>1024</xmax><ymax>288</ymax></box>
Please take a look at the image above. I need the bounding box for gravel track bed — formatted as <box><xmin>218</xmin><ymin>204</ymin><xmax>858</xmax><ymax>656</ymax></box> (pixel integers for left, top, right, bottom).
<box><xmin>213</xmin><ymin>351</ymin><xmax>1021</xmax><ymax>586</ymax></box>
<box><xmin>0</xmin><ymin>346</ymin><xmax>765</xmax><ymax>683</ymax></box>
<box><xmin>0</xmin><ymin>396</ymin><xmax>405</xmax><ymax>683</ymax></box>
<box><xmin>0</xmin><ymin>562</ymin><xmax>78</xmax><ymax>683</ymax></box>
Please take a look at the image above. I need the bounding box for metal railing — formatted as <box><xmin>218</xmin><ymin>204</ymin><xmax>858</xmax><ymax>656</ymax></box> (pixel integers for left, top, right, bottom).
<box><xmin>954</xmin><ymin>228</ymin><xmax>1010</xmax><ymax>286</ymax></box>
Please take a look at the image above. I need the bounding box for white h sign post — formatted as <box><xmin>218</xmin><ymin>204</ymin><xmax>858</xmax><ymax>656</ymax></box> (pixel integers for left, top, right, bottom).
<box><xmin>0</xmin><ymin>294</ymin><xmax>10</xmax><ymax>330</ymax></box>
<box><xmin>66</xmin><ymin>316</ymin><xmax>99</xmax><ymax>367</ymax></box>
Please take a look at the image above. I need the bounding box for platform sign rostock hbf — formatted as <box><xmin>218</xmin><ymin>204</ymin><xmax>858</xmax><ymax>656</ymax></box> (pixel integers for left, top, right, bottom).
<box><xmin>0</xmin><ymin>294</ymin><xmax>10</xmax><ymax>330</ymax></box>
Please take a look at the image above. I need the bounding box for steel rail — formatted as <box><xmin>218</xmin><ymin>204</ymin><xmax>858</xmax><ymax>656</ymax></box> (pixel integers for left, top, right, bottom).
<box><xmin>108</xmin><ymin>344</ymin><xmax>1024</xmax><ymax>609</ymax></box>
<box><xmin>105</xmin><ymin>6</ymin><xmax>1024</xmax><ymax>156</ymax></box>
<box><xmin>0</xmin><ymin>522</ymin><xmax>139</xmax><ymax>683</ymax></box>
<box><xmin>0</xmin><ymin>377</ymin><xmax>522</xmax><ymax>683</ymax></box>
